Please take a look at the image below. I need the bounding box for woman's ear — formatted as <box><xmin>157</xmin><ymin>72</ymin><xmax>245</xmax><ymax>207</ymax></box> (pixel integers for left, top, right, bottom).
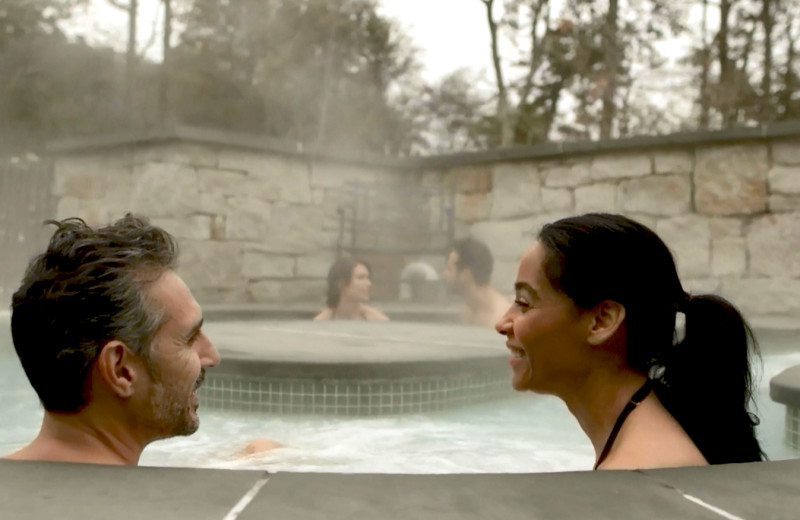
<box><xmin>95</xmin><ymin>340</ymin><xmax>139</xmax><ymax>399</ymax></box>
<box><xmin>586</xmin><ymin>300</ymin><xmax>626</xmax><ymax>346</ymax></box>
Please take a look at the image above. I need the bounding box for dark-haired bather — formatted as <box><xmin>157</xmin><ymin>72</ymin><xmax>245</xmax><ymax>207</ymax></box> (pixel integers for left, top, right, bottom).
<box><xmin>496</xmin><ymin>213</ymin><xmax>763</xmax><ymax>470</ymax></box>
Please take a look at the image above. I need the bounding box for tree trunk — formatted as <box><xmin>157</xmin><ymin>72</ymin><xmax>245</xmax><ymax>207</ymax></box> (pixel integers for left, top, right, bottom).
<box><xmin>699</xmin><ymin>0</ymin><xmax>711</xmax><ymax>128</ymax></box>
<box><xmin>780</xmin><ymin>18</ymin><xmax>796</xmax><ymax>119</ymax></box>
<box><xmin>481</xmin><ymin>0</ymin><xmax>513</xmax><ymax>147</ymax></box>
<box><xmin>125</xmin><ymin>0</ymin><xmax>138</xmax><ymax>125</ymax></box>
<box><xmin>600</xmin><ymin>0</ymin><xmax>618</xmax><ymax>139</ymax></box>
<box><xmin>761</xmin><ymin>0</ymin><xmax>773</xmax><ymax>122</ymax></box>
<box><xmin>316</xmin><ymin>30</ymin><xmax>336</xmax><ymax>145</ymax></box>
<box><xmin>159</xmin><ymin>0</ymin><xmax>172</xmax><ymax>124</ymax></box>
<box><xmin>718</xmin><ymin>0</ymin><xmax>735</xmax><ymax>126</ymax></box>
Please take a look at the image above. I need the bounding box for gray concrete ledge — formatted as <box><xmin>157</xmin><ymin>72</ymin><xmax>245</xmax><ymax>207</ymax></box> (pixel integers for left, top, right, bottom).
<box><xmin>418</xmin><ymin>119</ymin><xmax>800</xmax><ymax>168</ymax></box>
<box><xmin>1</xmin><ymin>459</ymin><xmax>798</xmax><ymax>519</ymax></box>
<box><xmin>46</xmin><ymin>124</ymin><xmax>412</xmax><ymax>170</ymax></box>
<box><xmin>45</xmin><ymin>120</ymin><xmax>800</xmax><ymax>171</ymax></box>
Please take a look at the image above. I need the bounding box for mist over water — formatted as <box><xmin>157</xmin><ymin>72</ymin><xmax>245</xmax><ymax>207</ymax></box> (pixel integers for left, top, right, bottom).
<box><xmin>2</xmin><ymin>314</ymin><xmax>797</xmax><ymax>473</ymax></box>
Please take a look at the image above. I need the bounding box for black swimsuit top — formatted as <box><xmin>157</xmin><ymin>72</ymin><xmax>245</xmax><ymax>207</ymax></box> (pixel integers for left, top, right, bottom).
<box><xmin>593</xmin><ymin>379</ymin><xmax>653</xmax><ymax>470</ymax></box>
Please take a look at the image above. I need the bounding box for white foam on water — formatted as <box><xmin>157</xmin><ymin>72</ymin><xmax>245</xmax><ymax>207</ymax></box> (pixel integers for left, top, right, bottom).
<box><xmin>139</xmin><ymin>398</ymin><xmax>595</xmax><ymax>473</ymax></box>
<box><xmin>2</xmin><ymin>323</ymin><xmax>799</xmax><ymax>472</ymax></box>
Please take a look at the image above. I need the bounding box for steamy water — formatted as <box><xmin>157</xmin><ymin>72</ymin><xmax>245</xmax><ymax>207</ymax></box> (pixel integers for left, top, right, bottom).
<box><xmin>1</xmin><ymin>312</ymin><xmax>797</xmax><ymax>473</ymax></box>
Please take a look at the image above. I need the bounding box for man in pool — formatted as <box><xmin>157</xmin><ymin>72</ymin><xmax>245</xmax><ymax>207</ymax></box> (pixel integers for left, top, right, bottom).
<box><xmin>4</xmin><ymin>215</ymin><xmax>220</xmax><ymax>465</ymax></box>
<box><xmin>444</xmin><ymin>238</ymin><xmax>511</xmax><ymax>328</ymax></box>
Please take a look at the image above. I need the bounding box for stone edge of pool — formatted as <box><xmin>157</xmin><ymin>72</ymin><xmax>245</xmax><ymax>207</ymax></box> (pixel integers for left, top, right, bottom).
<box><xmin>0</xmin><ymin>458</ymin><xmax>798</xmax><ymax>519</ymax></box>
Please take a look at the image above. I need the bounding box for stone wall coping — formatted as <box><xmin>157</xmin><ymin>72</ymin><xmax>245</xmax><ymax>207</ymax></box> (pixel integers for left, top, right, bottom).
<box><xmin>46</xmin><ymin>124</ymin><xmax>413</xmax><ymax>170</ymax></box>
<box><xmin>418</xmin><ymin>120</ymin><xmax>800</xmax><ymax>169</ymax></box>
<box><xmin>46</xmin><ymin>120</ymin><xmax>800</xmax><ymax>171</ymax></box>
<box><xmin>1</xmin><ymin>459</ymin><xmax>799</xmax><ymax>519</ymax></box>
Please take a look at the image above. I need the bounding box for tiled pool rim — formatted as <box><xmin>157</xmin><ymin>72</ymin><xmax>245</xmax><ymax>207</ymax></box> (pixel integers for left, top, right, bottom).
<box><xmin>198</xmin><ymin>369</ymin><xmax>512</xmax><ymax>416</ymax></box>
<box><xmin>200</xmin><ymin>317</ymin><xmax>512</xmax><ymax>416</ymax></box>
<box><xmin>771</xmin><ymin>365</ymin><xmax>800</xmax><ymax>451</ymax></box>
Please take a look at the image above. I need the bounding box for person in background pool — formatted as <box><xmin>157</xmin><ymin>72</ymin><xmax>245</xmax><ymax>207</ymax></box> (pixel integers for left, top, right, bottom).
<box><xmin>444</xmin><ymin>238</ymin><xmax>510</xmax><ymax>328</ymax></box>
<box><xmin>314</xmin><ymin>257</ymin><xmax>389</xmax><ymax>321</ymax></box>
<box><xmin>4</xmin><ymin>215</ymin><xmax>220</xmax><ymax>465</ymax></box>
<box><xmin>243</xmin><ymin>257</ymin><xmax>389</xmax><ymax>457</ymax></box>
<box><xmin>496</xmin><ymin>213</ymin><xmax>764</xmax><ymax>470</ymax></box>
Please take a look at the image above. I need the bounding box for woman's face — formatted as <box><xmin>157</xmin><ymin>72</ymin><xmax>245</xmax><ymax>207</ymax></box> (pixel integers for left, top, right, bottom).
<box><xmin>495</xmin><ymin>242</ymin><xmax>591</xmax><ymax>394</ymax></box>
<box><xmin>340</xmin><ymin>263</ymin><xmax>372</xmax><ymax>303</ymax></box>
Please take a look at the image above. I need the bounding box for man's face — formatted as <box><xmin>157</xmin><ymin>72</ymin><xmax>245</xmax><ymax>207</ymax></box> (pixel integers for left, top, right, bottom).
<box><xmin>137</xmin><ymin>270</ymin><xmax>220</xmax><ymax>439</ymax></box>
<box><xmin>444</xmin><ymin>250</ymin><xmax>467</xmax><ymax>294</ymax></box>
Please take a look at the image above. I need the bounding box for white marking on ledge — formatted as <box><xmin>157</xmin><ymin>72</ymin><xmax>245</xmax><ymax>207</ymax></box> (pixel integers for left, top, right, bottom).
<box><xmin>222</xmin><ymin>473</ymin><xmax>271</xmax><ymax>520</ymax></box>
<box><xmin>682</xmin><ymin>493</ymin><xmax>747</xmax><ymax>520</ymax></box>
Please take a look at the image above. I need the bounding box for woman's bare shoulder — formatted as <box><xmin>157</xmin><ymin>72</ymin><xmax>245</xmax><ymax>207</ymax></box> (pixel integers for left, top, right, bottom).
<box><xmin>362</xmin><ymin>304</ymin><xmax>389</xmax><ymax>321</ymax></box>
<box><xmin>599</xmin><ymin>444</ymin><xmax>707</xmax><ymax>470</ymax></box>
<box><xmin>599</xmin><ymin>408</ymin><xmax>708</xmax><ymax>470</ymax></box>
<box><xmin>313</xmin><ymin>308</ymin><xmax>333</xmax><ymax>321</ymax></box>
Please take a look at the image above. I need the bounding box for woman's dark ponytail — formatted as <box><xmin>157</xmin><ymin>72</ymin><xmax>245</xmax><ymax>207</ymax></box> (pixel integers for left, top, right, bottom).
<box><xmin>653</xmin><ymin>294</ymin><xmax>765</xmax><ymax>464</ymax></box>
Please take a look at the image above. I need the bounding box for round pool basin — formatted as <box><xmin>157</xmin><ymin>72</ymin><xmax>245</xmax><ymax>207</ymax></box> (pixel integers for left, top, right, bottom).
<box><xmin>200</xmin><ymin>321</ymin><xmax>513</xmax><ymax>416</ymax></box>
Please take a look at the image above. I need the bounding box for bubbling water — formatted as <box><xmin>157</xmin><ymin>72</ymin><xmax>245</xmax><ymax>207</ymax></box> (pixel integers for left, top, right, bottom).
<box><xmin>1</xmin><ymin>314</ymin><xmax>798</xmax><ymax>473</ymax></box>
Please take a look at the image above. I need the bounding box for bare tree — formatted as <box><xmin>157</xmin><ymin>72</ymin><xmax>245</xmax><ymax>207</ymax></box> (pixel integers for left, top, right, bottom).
<box><xmin>760</xmin><ymin>0</ymin><xmax>774</xmax><ymax>120</ymax></box>
<box><xmin>718</xmin><ymin>0</ymin><xmax>736</xmax><ymax>125</ymax></box>
<box><xmin>107</xmin><ymin>0</ymin><xmax>138</xmax><ymax>122</ymax></box>
<box><xmin>698</xmin><ymin>0</ymin><xmax>711</xmax><ymax>128</ymax></box>
<box><xmin>159</xmin><ymin>0</ymin><xmax>172</xmax><ymax>121</ymax></box>
<box><xmin>600</xmin><ymin>0</ymin><xmax>618</xmax><ymax>139</ymax></box>
<box><xmin>776</xmin><ymin>0</ymin><xmax>799</xmax><ymax>119</ymax></box>
<box><xmin>480</xmin><ymin>0</ymin><xmax>514</xmax><ymax>147</ymax></box>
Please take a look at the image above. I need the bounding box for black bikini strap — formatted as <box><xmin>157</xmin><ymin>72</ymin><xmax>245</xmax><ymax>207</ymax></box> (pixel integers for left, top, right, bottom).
<box><xmin>593</xmin><ymin>379</ymin><xmax>653</xmax><ymax>470</ymax></box>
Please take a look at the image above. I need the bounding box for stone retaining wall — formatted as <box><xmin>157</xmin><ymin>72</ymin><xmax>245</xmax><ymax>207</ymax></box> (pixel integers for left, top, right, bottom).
<box><xmin>49</xmin><ymin>131</ymin><xmax>448</xmax><ymax>304</ymax></box>
<box><xmin>429</xmin><ymin>138</ymin><xmax>800</xmax><ymax>319</ymax></box>
<box><xmin>46</xmin><ymin>125</ymin><xmax>800</xmax><ymax>318</ymax></box>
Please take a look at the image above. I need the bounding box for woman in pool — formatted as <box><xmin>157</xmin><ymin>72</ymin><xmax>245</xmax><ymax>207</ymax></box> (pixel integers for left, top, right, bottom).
<box><xmin>496</xmin><ymin>213</ymin><xmax>763</xmax><ymax>470</ymax></box>
<box><xmin>314</xmin><ymin>257</ymin><xmax>389</xmax><ymax>321</ymax></box>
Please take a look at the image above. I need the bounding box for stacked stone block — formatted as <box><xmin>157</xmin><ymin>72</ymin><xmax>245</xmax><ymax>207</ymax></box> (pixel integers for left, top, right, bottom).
<box><xmin>49</xmin><ymin>129</ymin><xmax>800</xmax><ymax>318</ymax></box>
<box><xmin>443</xmin><ymin>138</ymin><xmax>800</xmax><ymax>319</ymax></box>
<box><xmin>52</xmin><ymin>141</ymin><xmax>440</xmax><ymax>304</ymax></box>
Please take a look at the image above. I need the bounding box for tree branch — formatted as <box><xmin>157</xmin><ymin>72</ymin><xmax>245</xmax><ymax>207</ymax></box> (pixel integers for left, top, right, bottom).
<box><xmin>479</xmin><ymin>0</ymin><xmax>513</xmax><ymax>146</ymax></box>
<box><xmin>519</xmin><ymin>0</ymin><xmax>548</xmax><ymax>107</ymax></box>
<box><xmin>107</xmin><ymin>0</ymin><xmax>130</xmax><ymax>10</ymax></box>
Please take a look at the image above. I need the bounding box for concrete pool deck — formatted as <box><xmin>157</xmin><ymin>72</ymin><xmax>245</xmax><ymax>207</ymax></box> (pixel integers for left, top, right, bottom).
<box><xmin>1</xmin><ymin>458</ymin><xmax>798</xmax><ymax>519</ymax></box>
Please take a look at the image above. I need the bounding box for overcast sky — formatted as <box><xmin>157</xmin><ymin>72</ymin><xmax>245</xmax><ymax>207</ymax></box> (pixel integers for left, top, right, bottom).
<box><xmin>68</xmin><ymin>0</ymin><xmax>706</xmax><ymax>128</ymax></box>
<box><xmin>71</xmin><ymin>0</ymin><xmax>493</xmax><ymax>82</ymax></box>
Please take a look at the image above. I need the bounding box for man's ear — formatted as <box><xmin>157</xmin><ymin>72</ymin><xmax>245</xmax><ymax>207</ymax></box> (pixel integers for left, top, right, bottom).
<box><xmin>95</xmin><ymin>340</ymin><xmax>139</xmax><ymax>399</ymax></box>
<box><xmin>586</xmin><ymin>300</ymin><xmax>626</xmax><ymax>347</ymax></box>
